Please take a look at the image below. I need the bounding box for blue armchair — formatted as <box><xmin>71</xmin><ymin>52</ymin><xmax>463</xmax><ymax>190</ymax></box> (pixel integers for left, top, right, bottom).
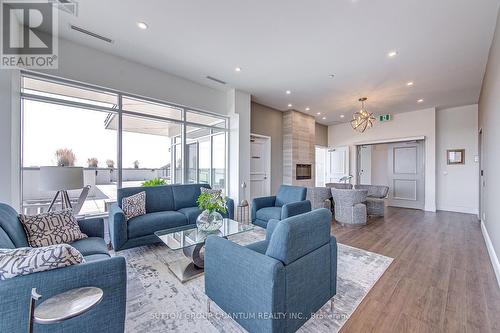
<box><xmin>0</xmin><ymin>203</ymin><xmax>127</xmax><ymax>333</ymax></box>
<box><xmin>205</xmin><ymin>208</ymin><xmax>337</xmax><ymax>333</ymax></box>
<box><xmin>251</xmin><ymin>185</ymin><xmax>311</xmax><ymax>228</ymax></box>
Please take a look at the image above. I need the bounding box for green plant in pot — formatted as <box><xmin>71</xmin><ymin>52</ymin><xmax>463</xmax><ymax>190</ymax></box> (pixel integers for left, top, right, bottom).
<box><xmin>196</xmin><ymin>189</ymin><xmax>227</xmax><ymax>232</ymax></box>
<box><xmin>141</xmin><ymin>178</ymin><xmax>167</xmax><ymax>187</ymax></box>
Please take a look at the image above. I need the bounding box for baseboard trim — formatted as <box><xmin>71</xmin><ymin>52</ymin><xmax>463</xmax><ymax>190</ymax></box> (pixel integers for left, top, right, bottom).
<box><xmin>437</xmin><ymin>205</ymin><xmax>478</xmax><ymax>215</ymax></box>
<box><xmin>481</xmin><ymin>220</ymin><xmax>500</xmax><ymax>288</ymax></box>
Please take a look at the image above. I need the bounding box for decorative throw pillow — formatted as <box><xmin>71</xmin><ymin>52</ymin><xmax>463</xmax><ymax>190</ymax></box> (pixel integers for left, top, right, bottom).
<box><xmin>200</xmin><ymin>187</ymin><xmax>222</xmax><ymax>197</ymax></box>
<box><xmin>19</xmin><ymin>210</ymin><xmax>88</xmax><ymax>247</ymax></box>
<box><xmin>0</xmin><ymin>244</ymin><xmax>84</xmax><ymax>280</ymax></box>
<box><xmin>122</xmin><ymin>191</ymin><xmax>146</xmax><ymax>220</ymax></box>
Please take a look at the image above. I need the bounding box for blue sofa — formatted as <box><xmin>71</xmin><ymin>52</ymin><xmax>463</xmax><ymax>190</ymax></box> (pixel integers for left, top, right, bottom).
<box><xmin>252</xmin><ymin>185</ymin><xmax>311</xmax><ymax>228</ymax></box>
<box><xmin>0</xmin><ymin>203</ymin><xmax>126</xmax><ymax>333</ymax></box>
<box><xmin>109</xmin><ymin>183</ymin><xmax>234</xmax><ymax>251</ymax></box>
<box><xmin>205</xmin><ymin>208</ymin><xmax>337</xmax><ymax>333</ymax></box>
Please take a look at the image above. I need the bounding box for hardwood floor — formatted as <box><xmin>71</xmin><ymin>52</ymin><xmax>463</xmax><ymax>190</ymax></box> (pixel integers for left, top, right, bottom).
<box><xmin>333</xmin><ymin>207</ymin><xmax>500</xmax><ymax>333</ymax></box>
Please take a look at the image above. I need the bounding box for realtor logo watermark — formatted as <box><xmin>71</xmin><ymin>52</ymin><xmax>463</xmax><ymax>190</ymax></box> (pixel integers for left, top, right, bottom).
<box><xmin>1</xmin><ymin>0</ymin><xmax>58</xmax><ymax>69</ymax></box>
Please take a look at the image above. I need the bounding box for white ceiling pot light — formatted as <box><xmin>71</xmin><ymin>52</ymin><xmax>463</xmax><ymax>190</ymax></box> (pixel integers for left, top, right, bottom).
<box><xmin>137</xmin><ymin>22</ymin><xmax>148</xmax><ymax>30</ymax></box>
<box><xmin>351</xmin><ymin>97</ymin><xmax>375</xmax><ymax>133</ymax></box>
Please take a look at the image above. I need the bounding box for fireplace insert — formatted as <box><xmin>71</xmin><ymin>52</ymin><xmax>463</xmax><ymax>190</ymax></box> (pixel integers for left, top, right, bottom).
<box><xmin>296</xmin><ymin>164</ymin><xmax>312</xmax><ymax>180</ymax></box>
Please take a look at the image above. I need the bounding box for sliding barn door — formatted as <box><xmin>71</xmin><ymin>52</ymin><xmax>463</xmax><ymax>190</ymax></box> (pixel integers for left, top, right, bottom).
<box><xmin>387</xmin><ymin>141</ymin><xmax>425</xmax><ymax>209</ymax></box>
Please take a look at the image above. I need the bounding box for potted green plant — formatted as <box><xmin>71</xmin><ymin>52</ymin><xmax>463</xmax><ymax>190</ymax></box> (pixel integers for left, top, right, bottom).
<box><xmin>196</xmin><ymin>189</ymin><xmax>227</xmax><ymax>232</ymax></box>
<box><xmin>141</xmin><ymin>178</ymin><xmax>167</xmax><ymax>186</ymax></box>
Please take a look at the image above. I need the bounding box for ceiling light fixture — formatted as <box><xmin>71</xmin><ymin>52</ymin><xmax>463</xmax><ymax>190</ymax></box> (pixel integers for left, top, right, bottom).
<box><xmin>329</xmin><ymin>74</ymin><xmax>335</xmax><ymax>78</ymax></box>
<box><xmin>322</xmin><ymin>117</ymin><xmax>326</xmax><ymax>120</ymax></box>
<box><xmin>235</xmin><ymin>67</ymin><xmax>241</xmax><ymax>72</ymax></box>
<box><xmin>340</xmin><ymin>114</ymin><xmax>345</xmax><ymax>118</ymax></box>
<box><xmin>387</xmin><ymin>51</ymin><xmax>398</xmax><ymax>58</ymax></box>
<box><xmin>351</xmin><ymin>97</ymin><xmax>375</xmax><ymax>133</ymax></box>
<box><xmin>407</xmin><ymin>81</ymin><xmax>414</xmax><ymax>86</ymax></box>
<box><xmin>316</xmin><ymin>112</ymin><xmax>321</xmax><ymax>115</ymax></box>
<box><xmin>288</xmin><ymin>103</ymin><xmax>293</xmax><ymax>108</ymax></box>
<box><xmin>417</xmin><ymin>98</ymin><xmax>424</xmax><ymax>103</ymax></box>
<box><xmin>286</xmin><ymin>90</ymin><xmax>291</xmax><ymax>95</ymax></box>
<box><xmin>137</xmin><ymin>22</ymin><xmax>148</xmax><ymax>30</ymax></box>
<box><xmin>305</xmin><ymin>107</ymin><xmax>310</xmax><ymax>111</ymax></box>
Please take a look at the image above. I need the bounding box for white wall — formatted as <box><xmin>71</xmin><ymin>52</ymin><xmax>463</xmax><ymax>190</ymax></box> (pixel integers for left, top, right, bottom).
<box><xmin>227</xmin><ymin>89</ymin><xmax>251</xmax><ymax>203</ymax></box>
<box><xmin>436</xmin><ymin>105</ymin><xmax>479</xmax><ymax>214</ymax></box>
<box><xmin>478</xmin><ymin>7</ymin><xmax>500</xmax><ymax>285</ymax></box>
<box><xmin>0</xmin><ymin>36</ymin><xmax>251</xmax><ymax>208</ymax></box>
<box><xmin>0</xmin><ymin>70</ymin><xmax>20</xmax><ymax>208</ymax></box>
<box><xmin>328</xmin><ymin>108</ymin><xmax>437</xmax><ymax>211</ymax></box>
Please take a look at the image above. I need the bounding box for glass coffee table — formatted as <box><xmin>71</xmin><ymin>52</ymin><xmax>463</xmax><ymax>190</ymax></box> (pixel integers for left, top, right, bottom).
<box><xmin>155</xmin><ymin>218</ymin><xmax>253</xmax><ymax>283</ymax></box>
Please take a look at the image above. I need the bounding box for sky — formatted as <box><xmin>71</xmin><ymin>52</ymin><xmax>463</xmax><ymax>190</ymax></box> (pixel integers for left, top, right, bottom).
<box><xmin>23</xmin><ymin>100</ymin><xmax>225</xmax><ymax>169</ymax></box>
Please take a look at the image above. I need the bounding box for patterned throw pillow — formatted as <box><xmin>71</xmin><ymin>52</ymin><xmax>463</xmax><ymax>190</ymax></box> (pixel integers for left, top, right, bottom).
<box><xmin>200</xmin><ymin>187</ymin><xmax>222</xmax><ymax>197</ymax></box>
<box><xmin>122</xmin><ymin>191</ymin><xmax>146</xmax><ymax>220</ymax></box>
<box><xmin>0</xmin><ymin>244</ymin><xmax>84</xmax><ymax>280</ymax></box>
<box><xmin>19</xmin><ymin>210</ymin><xmax>88</xmax><ymax>247</ymax></box>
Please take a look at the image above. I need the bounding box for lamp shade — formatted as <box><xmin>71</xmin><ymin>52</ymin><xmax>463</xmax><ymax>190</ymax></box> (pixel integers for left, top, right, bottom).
<box><xmin>39</xmin><ymin>166</ymin><xmax>84</xmax><ymax>191</ymax></box>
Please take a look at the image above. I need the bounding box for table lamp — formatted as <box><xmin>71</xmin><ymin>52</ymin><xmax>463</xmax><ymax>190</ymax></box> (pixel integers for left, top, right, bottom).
<box><xmin>40</xmin><ymin>166</ymin><xmax>84</xmax><ymax>212</ymax></box>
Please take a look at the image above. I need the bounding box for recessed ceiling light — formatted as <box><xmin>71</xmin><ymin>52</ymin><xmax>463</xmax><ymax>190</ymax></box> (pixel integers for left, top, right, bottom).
<box><xmin>286</xmin><ymin>90</ymin><xmax>291</xmax><ymax>95</ymax></box>
<box><xmin>407</xmin><ymin>81</ymin><xmax>414</xmax><ymax>86</ymax></box>
<box><xmin>329</xmin><ymin>74</ymin><xmax>335</xmax><ymax>78</ymax></box>
<box><xmin>340</xmin><ymin>114</ymin><xmax>345</xmax><ymax>118</ymax></box>
<box><xmin>235</xmin><ymin>67</ymin><xmax>241</xmax><ymax>72</ymax></box>
<box><xmin>137</xmin><ymin>22</ymin><xmax>148</xmax><ymax>30</ymax></box>
<box><xmin>316</xmin><ymin>112</ymin><xmax>321</xmax><ymax>115</ymax></box>
<box><xmin>288</xmin><ymin>103</ymin><xmax>292</xmax><ymax>108</ymax></box>
<box><xmin>388</xmin><ymin>50</ymin><xmax>398</xmax><ymax>57</ymax></box>
<box><xmin>417</xmin><ymin>98</ymin><xmax>424</xmax><ymax>103</ymax></box>
<box><xmin>305</xmin><ymin>107</ymin><xmax>310</xmax><ymax>111</ymax></box>
<box><xmin>322</xmin><ymin>117</ymin><xmax>326</xmax><ymax>120</ymax></box>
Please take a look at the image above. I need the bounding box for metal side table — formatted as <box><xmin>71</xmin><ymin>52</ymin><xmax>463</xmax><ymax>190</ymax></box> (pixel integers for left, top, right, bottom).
<box><xmin>29</xmin><ymin>287</ymin><xmax>103</xmax><ymax>332</ymax></box>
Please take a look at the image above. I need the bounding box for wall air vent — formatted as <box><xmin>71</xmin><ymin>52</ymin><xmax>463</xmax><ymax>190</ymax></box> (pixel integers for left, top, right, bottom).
<box><xmin>70</xmin><ymin>25</ymin><xmax>113</xmax><ymax>44</ymax></box>
<box><xmin>49</xmin><ymin>0</ymin><xmax>78</xmax><ymax>16</ymax></box>
<box><xmin>206</xmin><ymin>76</ymin><xmax>226</xmax><ymax>85</ymax></box>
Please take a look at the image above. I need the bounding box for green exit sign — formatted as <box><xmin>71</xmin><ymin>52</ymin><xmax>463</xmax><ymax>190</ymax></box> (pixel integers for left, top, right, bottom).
<box><xmin>379</xmin><ymin>114</ymin><xmax>392</xmax><ymax>122</ymax></box>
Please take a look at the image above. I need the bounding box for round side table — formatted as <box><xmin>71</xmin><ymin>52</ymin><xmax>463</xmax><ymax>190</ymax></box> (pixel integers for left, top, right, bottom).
<box><xmin>30</xmin><ymin>287</ymin><xmax>103</xmax><ymax>332</ymax></box>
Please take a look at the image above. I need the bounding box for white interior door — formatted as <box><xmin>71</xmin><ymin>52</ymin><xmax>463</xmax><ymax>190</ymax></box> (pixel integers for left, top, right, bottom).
<box><xmin>315</xmin><ymin>146</ymin><xmax>327</xmax><ymax>187</ymax></box>
<box><xmin>250</xmin><ymin>135</ymin><xmax>271</xmax><ymax>200</ymax></box>
<box><xmin>358</xmin><ymin>145</ymin><xmax>372</xmax><ymax>185</ymax></box>
<box><xmin>327</xmin><ymin>146</ymin><xmax>349</xmax><ymax>183</ymax></box>
<box><xmin>387</xmin><ymin>140</ymin><xmax>425</xmax><ymax>209</ymax></box>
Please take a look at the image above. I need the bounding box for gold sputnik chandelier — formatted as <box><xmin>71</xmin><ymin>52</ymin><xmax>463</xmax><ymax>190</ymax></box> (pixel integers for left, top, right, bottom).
<box><xmin>351</xmin><ymin>97</ymin><xmax>375</xmax><ymax>133</ymax></box>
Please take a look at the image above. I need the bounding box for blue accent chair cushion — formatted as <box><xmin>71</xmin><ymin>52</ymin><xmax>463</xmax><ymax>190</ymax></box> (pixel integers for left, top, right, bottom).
<box><xmin>70</xmin><ymin>237</ymin><xmax>109</xmax><ymax>257</ymax></box>
<box><xmin>275</xmin><ymin>185</ymin><xmax>307</xmax><ymax>207</ymax></box>
<box><xmin>206</xmin><ymin>208</ymin><xmax>337</xmax><ymax>333</ymax></box>
<box><xmin>109</xmin><ymin>184</ymin><xmax>235</xmax><ymax>251</ymax></box>
<box><xmin>0</xmin><ymin>203</ymin><xmax>126</xmax><ymax>333</ymax></box>
<box><xmin>255</xmin><ymin>207</ymin><xmax>282</xmax><ymax>222</ymax></box>
<box><xmin>252</xmin><ymin>185</ymin><xmax>311</xmax><ymax>228</ymax></box>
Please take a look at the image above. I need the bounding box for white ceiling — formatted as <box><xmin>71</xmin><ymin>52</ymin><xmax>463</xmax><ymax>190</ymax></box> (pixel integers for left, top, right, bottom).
<box><xmin>55</xmin><ymin>0</ymin><xmax>499</xmax><ymax>125</ymax></box>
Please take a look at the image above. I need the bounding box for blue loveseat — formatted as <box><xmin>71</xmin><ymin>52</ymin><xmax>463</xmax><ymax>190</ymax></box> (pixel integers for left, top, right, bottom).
<box><xmin>109</xmin><ymin>183</ymin><xmax>234</xmax><ymax>251</ymax></box>
<box><xmin>252</xmin><ymin>185</ymin><xmax>311</xmax><ymax>228</ymax></box>
<box><xmin>0</xmin><ymin>203</ymin><xmax>127</xmax><ymax>333</ymax></box>
<box><xmin>205</xmin><ymin>208</ymin><xmax>337</xmax><ymax>333</ymax></box>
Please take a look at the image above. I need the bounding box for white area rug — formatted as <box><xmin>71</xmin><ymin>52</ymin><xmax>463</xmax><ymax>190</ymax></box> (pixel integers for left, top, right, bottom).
<box><xmin>121</xmin><ymin>228</ymin><xmax>393</xmax><ymax>332</ymax></box>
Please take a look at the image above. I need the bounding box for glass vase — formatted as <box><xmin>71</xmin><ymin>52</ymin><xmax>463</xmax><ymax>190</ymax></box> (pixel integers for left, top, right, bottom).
<box><xmin>196</xmin><ymin>209</ymin><xmax>223</xmax><ymax>232</ymax></box>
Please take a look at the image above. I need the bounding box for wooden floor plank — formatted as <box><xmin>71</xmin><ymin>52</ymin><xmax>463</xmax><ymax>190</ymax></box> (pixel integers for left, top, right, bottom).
<box><xmin>332</xmin><ymin>207</ymin><xmax>500</xmax><ymax>333</ymax></box>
